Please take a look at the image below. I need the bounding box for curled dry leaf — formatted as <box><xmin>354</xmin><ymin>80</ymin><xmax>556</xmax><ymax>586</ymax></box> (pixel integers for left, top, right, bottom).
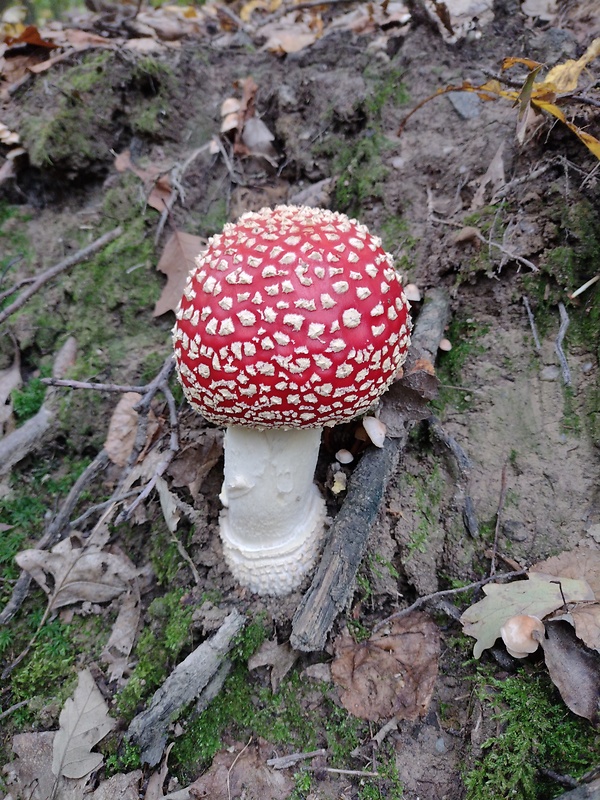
<box><xmin>331</xmin><ymin>613</ymin><xmax>440</xmax><ymax>722</ymax></box>
<box><xmin>0</xmin><ymin>352</ymin><xmax>21</xmax><ymax>433</ymax></box>
<box><xmin>104</xmin><ymin>391</ymin><xmax>159</xmax><ymax>468</ymax></box>
<box><xmin>101</xmin><ymin>587</ymin><xmax>141</xmax><ymax>682</ymax></box>
<box><xmin>541</xmin><ymin>621</ymin><xmax>600</xmax><ymax>724</ymax></box>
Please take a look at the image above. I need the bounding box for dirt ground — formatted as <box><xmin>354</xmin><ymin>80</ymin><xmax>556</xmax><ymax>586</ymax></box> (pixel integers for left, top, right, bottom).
<box><xmin>1</xmin><ymin>0</ymin><xmax>600</xmax><ymax>798</ymax></box>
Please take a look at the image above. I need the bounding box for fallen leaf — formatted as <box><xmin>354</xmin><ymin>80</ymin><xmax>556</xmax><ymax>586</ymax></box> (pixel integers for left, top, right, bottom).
<box><xmin>569</xmin><ymin>603</ymin><xmax>600</xmax><ymax>653</ymax></box>
<box><xmin>88</xmin><ymin>770</ymin><xmax>143</xmax><ymax>799</ymax></box>
<box><xmin>248</xmin><ymin>639</ymin><xmax>298</xmax><ymax>691</ymax></box>
<box><xmin>104</xmin><ymin>392</ymin><xmax>142</xmax><ymax>467</ymax></box>
<box><xmin>114</xmin><ymin>148</ymin><xmax>172</xmax><ymax>212</ymax></box>
<box><xmin>331</xmin><ymin>614</ymin><xmax>440</xmax><ymax>721</ymax></box>
<box><xmin>241</xmin><ymin>116</ymin><xmax>279</xmax><ymax>165</ymax></box>
<box><xmin>4</xmin><ymin>731</ymin><xmax>56</xmax><ymax>800</ymax></box>
<box><xmin>179</xmin><ymin>739</ymin><xmax>293</xmax><ymax>800</ymax></box>
<box><xmin>541</xmin><ymin>621</ymin><xmax>600</xmax><ymax>724</ymax></box>
<box><xmin>16</xmin><ymin>536</ymin><xmax>137</xmax><ymax>611</ymax></box>
<box><xmin>531</xmin><ymin>547</ymin><xmax>600</xmax><ymax>599</ymax></box>
<box><xmin>153</xmin><ymin>230</ymin><xmax>205</xmax><ymax>317</ymax></box>
<box><xmin>101</xmin><ymin>586</ymin><xmax>141</xmax><ymax>682</ymax></box>
<box><xmin>53</xmin><ymin>668</ymin><xmax>117</xmax><ymax>780</ymax></box>
<box><xmin>167</xmin><ymin>432</ymin><xmax>223</xmax><ymax>499</ymax></box>
<box><xmin>4</xmin><ymin>24</ymin><xmax>58</xmax><ymax>49</ymax></box>
<box><xmin>155</xmin><ymin>474</ymin><xmax>181</xmax><ymax>532</ymax></box>
<box><xmin>541</xmin><ymin>37</ymin><xmax>600</xmax><ymax>93</ymax></box>
<box><xmin>460</xmin><ymin>572</ymin><xmax>594</xmax><ymax>658</ymax></box>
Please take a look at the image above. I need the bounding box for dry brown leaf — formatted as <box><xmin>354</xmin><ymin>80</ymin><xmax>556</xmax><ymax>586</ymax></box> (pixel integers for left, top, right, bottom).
<box><xmin>241</xmin><ymin>117</ymin><xmax>279</xmax><ymax>165</ymax></box>
<box><xmin>541</xmin><ymin>621</ymin><xmax>600</xmax><ymax>724</ymax></box>
<box><xmin>531</xmin><ymin>547</ymin><xmax>600</xmax><ymax>599</ymax></box>
<box><xmin>570</xmin><ymin>603</ymin><xmax>600</xmax><ymax>652</ymax></box>
<box><xmin>101</xmin><ymin>587</ymin><xmax>141</xmax><ymax>682</ymax></box>
<box><xmin>153</xmin><ymin>229</ymin><xmax>205</xmax><ymax>317</ymax></box>
<box><xmin>104</xmin><ymin>392</ymin><xmax>142</xmax><ymax>467</ymax></box>
<box><xmin>15</xmin><ymin>536</ymin><xmax>137</xmax><ymax>611</ymax></box>
<box><xmin>181</xmin><ymin>739</ymin><xmax>293</xmax><ymax>800</ymax></box>
<box><xmin>88</xmin><ymin>770</ymin><xmax>143</xmax><ymax>799</ymax></box>
<box><xmin>4</xmin><ymin>731</ymin><xmax>57</xmax><ymax>800</ymax></box>
<box><xmin>155</xmin><ymin>475</ymin><xmax>181</xmax><ymax>532</ymax></box>
<box><xmin>167</xmin><ymin>432</ymin><xmax>223</xmax><ymax>499</ymax></box>
<box><xmin>114</xmin><ymin>148</ymin><xmax>172</xmax><ymax>212</ymax></box>
<box><xmin>331</xmin><ymin>614</ymin><xmax>440</xmax><ymax>722</ymax></box>
<box><xmin>248</xmin><ymin>639</ymin><xmax>298</xmax><ymax>691</ymax></box>
<box><xmin>53</xmin><ymin>668</ymin><xmax>117</xmax><ymax>780</ymax></box>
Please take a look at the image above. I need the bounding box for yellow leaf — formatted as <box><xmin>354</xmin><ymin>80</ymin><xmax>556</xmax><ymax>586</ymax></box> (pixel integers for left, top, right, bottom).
<box><xmin>240</xmin><ymin>0</ymin><xmax>280</xmax><ymax>23</ymax></box>
<box><xmin>539</xmin><ymin>36</ymin><xmax>600</xmax><ymax>93</ymax></box>
<box><xmin>533</xmin><ymin>98</ymin><xmax>600</xmax><ymax>160</ymax></box>
<box><xmin>503</xmin><ymin>56</ymin><xmax>543</xmax><ymax>70</ymax></box>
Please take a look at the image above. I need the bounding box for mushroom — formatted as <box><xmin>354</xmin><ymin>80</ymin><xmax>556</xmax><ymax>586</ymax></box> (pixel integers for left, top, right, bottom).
<box><xmin>500</xmin><ymin>614</ymin><xmax>545</xmax><ymax>658</ymax></box>
<box><xmin>172</xmin><ymin>205</ymin><xmax>411</xmax><ymax>595</ymax></box>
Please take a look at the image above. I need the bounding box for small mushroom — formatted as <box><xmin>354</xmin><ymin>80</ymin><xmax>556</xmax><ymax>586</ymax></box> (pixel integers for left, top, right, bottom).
<box><xmin>500</xmin><ymin>614</ymin><xmax>545</xmax><ymax>658</ymax></box>
<box><xmin>173</xmin><ymin>205</ymin><xmax>412</xmax><ymax>595</ymax></box>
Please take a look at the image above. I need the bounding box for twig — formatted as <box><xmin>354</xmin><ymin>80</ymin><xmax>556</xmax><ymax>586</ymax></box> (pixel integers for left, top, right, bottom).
<box><xmin>322</xmin><ymin>768</ymin><xmax>380</xmax><ymax>778</ymax></box>
<box><xmin>267</xmin><ymin>749</ymin><xmax>327</xmax><ymax>769</ymax></box>
<box><xmin>0</xmin><ymin>226</ymin><xmax>122</xmax><ymax>326</ymax></box>
<box><xmin>555</xmin><ymin>302</ymin><xmax>571</xmax><ymax>386</ymax></box>
<box><xmin>256</xmin><ymin>0</ymin><xmax>355</xmax><ymax>26</ymax></box>
<box><xmin>372</xmin><ymin>569</ymin><xmax>527</xmax><ymax>633</ymax></box>
<box><xmin>569</xmin><ymin>274</ymin><xmax>600</xmax><ymax>299</ymax></box>
<box><xmin>522</xmin><ymin>296</ymin><xmax>542</xmax><ymax>351</ymax></box>
<box><xmin>228</xmin><ymin>737</ymin><xmax>252</xmax><ymax>800</ymax></box>
<box><xmin>41</xmin><ymin>378</ymin><xmax>148</xmax><ymax>392</ymax></box>
<box><xmin>155</xmin><ymin>144</ymin><xmax>211</xmax><ymax>245</ymax></box>
<box><xmin>490</xmin><ymin>464</ymin><xmax>508</xmax><ymax>577</ymax></box>
<box><xmin>0</xmin><ymin>700</ymin><xmax>29</xmax><ymax>721</ymax></box>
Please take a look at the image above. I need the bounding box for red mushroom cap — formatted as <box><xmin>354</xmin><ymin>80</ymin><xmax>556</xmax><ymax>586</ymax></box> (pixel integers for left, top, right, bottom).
<box><xmin>173</xmin><ymin>205</ymin><xmax>411</xmax><ymax>428</ymax></box>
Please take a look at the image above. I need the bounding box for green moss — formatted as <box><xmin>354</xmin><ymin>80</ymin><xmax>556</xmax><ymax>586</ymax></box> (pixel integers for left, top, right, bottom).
<box><xmin>432</xmin><ymin>317</ymin><xmax>490</xmax><ymax>412</ymax></box>
<box><xmin>11</xmin><ymin>369</ymin><xmax>50</xmax><ymax>423</ymax></box>
<box><xmin>332</xmin><ymin>132</ymin><xmax>390</xmax><ymax>214</ymax></box>
<box><xmin>465</xmin><ymin>671</ymin><xmax>597</xmax><ymax>800</ymax></box>
<box><xmin>104</xmin><ymin>739</ymin><xmax>142</xmax><ymax>777</ymax></box>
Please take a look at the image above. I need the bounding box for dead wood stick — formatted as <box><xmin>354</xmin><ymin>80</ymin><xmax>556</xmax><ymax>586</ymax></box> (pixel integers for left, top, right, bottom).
<box><xmin>128</xmin><ymin>609</ymin><xmax>245</xmax><ymax>766</ymax></box>
<box><xmin>290</xmin><ymin>288</ymin><xmax>451</xmax><ymax>652</ymax></box>
<box><xmin>0</xmin><ymin>226</ymin><xmax>122</xmax><ymax>326</ymax></box>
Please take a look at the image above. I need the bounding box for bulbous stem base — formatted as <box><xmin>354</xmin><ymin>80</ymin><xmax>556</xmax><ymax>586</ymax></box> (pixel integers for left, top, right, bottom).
<box><xmin>218</xmin><ymin>425</ymin><xmax>327</xmax><ymax>595</ymax></box>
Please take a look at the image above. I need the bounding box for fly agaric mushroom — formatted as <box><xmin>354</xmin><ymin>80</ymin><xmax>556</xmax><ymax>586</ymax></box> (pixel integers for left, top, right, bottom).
<box><xmin>173</xmin><ymin>205</ymin><xmax>411</xmax><ymax>595</ymax></box>
<box><xmin>500</xmin><ymin>614</ymin><xmax>545</xmax><ymax>658</ymax></box>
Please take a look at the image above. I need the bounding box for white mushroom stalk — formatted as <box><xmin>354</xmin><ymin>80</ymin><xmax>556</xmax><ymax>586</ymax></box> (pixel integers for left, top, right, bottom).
<box><xmin>219</xmin><ymin>426</ymin><xmax>325</xmax><ymax>594</ymax></box>
<box><xmin>173</xmin><ymin>205</ymin><xmax>411</xmax><ymax>595</ymax></box>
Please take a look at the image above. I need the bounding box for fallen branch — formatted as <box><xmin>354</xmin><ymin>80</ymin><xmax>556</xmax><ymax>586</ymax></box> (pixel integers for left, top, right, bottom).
<box><xmin>522</xmin><ymin>295</ymin><xmax>542</xmax><ymax>351</ymax></box>
<box><xmin>0</xmin><ymin>337</ymin><xmax>78</xmax><ymax>477</ymax></box>
<box><xmin>128</xmin><ymin>609</ymin><xmax>245</xmax><ymax>766</ymax></box>
<box><xmin>291</xmin><ymin>288</ymin><xmax>451</xmax><ymax>652</ymax></box>
<box><xmin>372</xmin><ymin>569</ymin><xmax>527</xmax><ymax>633</ymax></box>
<box><xmin>0</xmin><ymin>226</ymin><xmax>122</xmax><ymax>326</ymax></box>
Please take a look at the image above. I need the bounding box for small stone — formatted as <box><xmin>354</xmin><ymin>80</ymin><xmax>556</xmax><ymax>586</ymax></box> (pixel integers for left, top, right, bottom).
<box><xmin>587</xmin><ymin>523</ymin><xmax>600</xmax><ymax>543</ymax></box>
<box><xmin>435</xmin><ymin>737</ymin><xmax>446</xmax><ymax>754</ymax></box>
<box><xmin>447</xmin><ymin>91</ymin><xmax>481</xmax><ymax>120</ymax></box>
<box><xmin>502</xmin><ymin>519</ymin><xmax>528</xmax><ymax>542</ymax></box>
<box><xmin>540</xmin><ymin>365</ymin><xmax>560</xmax><ymax>381</ymax></box>
<box><xmin>582</xmin><ymin>362</ymin><xmax>594</xmax><ymax>374</ymax></box>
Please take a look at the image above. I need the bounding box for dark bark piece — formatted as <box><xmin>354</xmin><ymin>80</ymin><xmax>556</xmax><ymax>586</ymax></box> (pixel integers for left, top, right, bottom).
<box><xmin>290</xmin><ymin>288</ymin><xmax>451</xmax><ymax>652</ymax></box>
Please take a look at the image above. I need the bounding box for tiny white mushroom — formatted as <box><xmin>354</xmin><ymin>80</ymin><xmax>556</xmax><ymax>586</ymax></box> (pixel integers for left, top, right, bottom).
<box><xmin>362</xmin><ymin>416</ymin><xmax>387</xmax><ymax>448</ymax></box>
<box><xmin>403</xmin><ymin>283</ymin><xmax>421</xmax><ymax>302</ymax></box>
<box><xmin>439</xmin><ymin>337</ymin><xmax>453</xmax><ymax>352</ymax></box>
<box><xmin>500</xmin><ymin>614</ymin><xmax>545</xmax><ymax>658</ymax></box>
<box><xmin>335</xmin><ymin>448</ymin><xmax>354</xmax><ymax>464</ymax></box>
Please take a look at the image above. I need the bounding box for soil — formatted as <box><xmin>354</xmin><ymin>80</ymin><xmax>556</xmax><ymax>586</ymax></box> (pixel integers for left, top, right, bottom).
<box><xmin>1</xmin><ymin>1</ymin><xmax>600</xmax><ymax>798</ymax></box>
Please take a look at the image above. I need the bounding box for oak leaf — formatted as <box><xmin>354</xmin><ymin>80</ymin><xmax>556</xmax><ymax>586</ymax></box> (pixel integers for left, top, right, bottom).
<box><xmin>460</xmin><ymin>572</ymin><xmax>594</xmax><ymax>658</ymax></box>
<box><xmin>52</xmin><ymin>668</ymin><xmax>116</xmax><ymax>780</ymax></box>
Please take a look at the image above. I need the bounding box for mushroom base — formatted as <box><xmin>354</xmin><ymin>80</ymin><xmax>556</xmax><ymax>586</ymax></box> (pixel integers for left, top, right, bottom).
<box><xmin>218</xmin><ymin>426</ymin><xmax>327</xmax><ymax>596</ymax></box>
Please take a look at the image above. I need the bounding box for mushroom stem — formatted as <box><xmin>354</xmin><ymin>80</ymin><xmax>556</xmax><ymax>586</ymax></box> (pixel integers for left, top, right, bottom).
<box><xmin>218</xmin><ymin>425</ymin><xmax>327</xmax><ymax>595</ymax></box>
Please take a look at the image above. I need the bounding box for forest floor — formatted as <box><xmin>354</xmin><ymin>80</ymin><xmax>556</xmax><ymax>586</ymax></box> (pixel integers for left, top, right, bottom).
<box><xmin>1</xmin><ymin>1</ymin><xmax>600</xmax><ymax>798</ymax></box>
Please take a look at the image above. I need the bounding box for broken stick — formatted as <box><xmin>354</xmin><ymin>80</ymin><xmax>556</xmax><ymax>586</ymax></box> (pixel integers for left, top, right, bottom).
<box><xmin>290</xmin><ymin>288</ymin><xmax>451</xmax><ymax>651</ymax></box>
